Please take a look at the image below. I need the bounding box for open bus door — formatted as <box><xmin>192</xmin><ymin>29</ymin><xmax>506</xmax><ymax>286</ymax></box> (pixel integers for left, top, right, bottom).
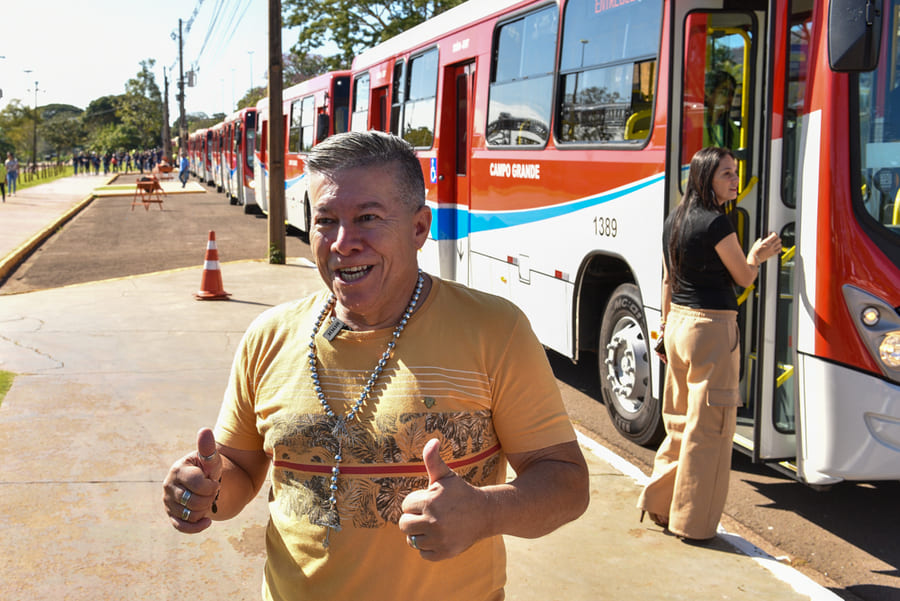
<box><xmin>434</xmin><ymin>61</ymin><xmax>475</xmax><ymax>285</ymax></box>
<box><xmin>668</xmin><ymin>1</ymin><xmax>798</xmax><ymax>471</ymax></box>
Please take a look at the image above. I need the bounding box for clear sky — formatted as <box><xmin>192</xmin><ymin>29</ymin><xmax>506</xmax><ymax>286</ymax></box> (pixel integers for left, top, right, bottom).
<box><xmin>0</xmin><ymin>0</ymin><xmax>304</xmax><ymax>117</ymax></box>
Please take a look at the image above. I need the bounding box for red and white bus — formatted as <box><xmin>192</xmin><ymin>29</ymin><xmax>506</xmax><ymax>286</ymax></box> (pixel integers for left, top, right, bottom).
<box><xmin>221</xmin><ymin>107</ymin><xmax>258</xmax><ymax>212</ymax></box>
<box><xmin>210</xmin><ymin>121</ymin><xmax>227</xmax><ymax>192</ymax></box>
<box><xmin>200</xmin><ymin>128</ymin><xmax>215</xmax><ymax>186</ymax></box>
<box><xmin>347</xmin><ymin>0</ymin><xmax>900</xmax><ymax>484</ymax></box>
<box><xmin>253</xmin><ymin>71</ymin><xmax>351</xmax><ymax>229</ymax></box>
<box><xmin>187</xmin><ymin>128</ymin><xmax>206</xmax><ymax>180</ymax></box>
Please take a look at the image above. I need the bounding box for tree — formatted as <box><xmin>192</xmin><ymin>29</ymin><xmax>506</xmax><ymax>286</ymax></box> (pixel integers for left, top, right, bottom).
<box><xmin>283</xmin><ymin>0</ymin><xmax>465</xmax><ymax>68</ymax></box>
<box><xmin>284</xmin><ymin>52</ymin><xmax>331</xmax><ymax>85</ymax></box>
<box><xmin>41</xmin><ymin>112</ymin><xmax>85</xmax><ymax>158</ymax></box>
<box><xmin>237</xmin><ymin>86</ymin><xmax>267</xmax><ymax>111</ymax></box>
<box><xmin>0</xmin><ymin>100</ymin><xmax>32</xmax><ymax>158</ymax></box>
<box><xmin>83</xmin><ymin>96</ymin><xmax>122</xmax><ymax>131</ymax></box>
<box><xmin>118</xmin><ymin>59</ymin><xmax>164</xmax><ymax>149</ymax></box>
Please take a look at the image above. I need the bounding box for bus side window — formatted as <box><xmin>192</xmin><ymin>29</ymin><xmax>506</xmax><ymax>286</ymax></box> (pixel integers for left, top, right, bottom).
<box><xmin>680</xmin><ymin>12</ymin><xmax>753</xmax><ymax>187</ymax></box>
<box><xmin>390</xmin><ymin>60</ymin><xmax>405</xmax><ymax>137</ymax></box>
<box><xmin>289</xmin><ymin>100</ymin><xmax>302</xmax><ymax>152</ymax></box>
<box><xmin>300</xmin><ymin>95</ymin><xmax>315</xmax><ymax>152</ymax></box>
<box><xmin>556</xmin><ymin>0</ymin><xmax>662</xmax><ymax>144</ymax></box>
<box><xmin>351</xmin><ymin>73</ymin><xmax>370</xmax><ymax>132</ymax></box>
<box><xmin>401</xmin><ymin>48</ymin><xmax>438</xmax><ymax>148</ymax></box>
<box><xmin>487</xmin><ymin>5</ymin><xmax>558</xmax><ymax>147</ymax></box>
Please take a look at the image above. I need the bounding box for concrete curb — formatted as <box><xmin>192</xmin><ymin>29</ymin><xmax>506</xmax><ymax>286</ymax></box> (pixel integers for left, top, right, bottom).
<box><xmin>0</xmin><ymin>193</ymin><xmax>96</xmax><ymax>281</ymax></box>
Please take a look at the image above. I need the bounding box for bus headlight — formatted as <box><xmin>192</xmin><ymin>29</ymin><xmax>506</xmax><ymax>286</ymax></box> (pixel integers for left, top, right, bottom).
<box><xmin>861</xmin><ymin>306</ymin><xmax>880</xmax><ymax>326</ymax></box>
<box><xmin>842</xmin><ymin>285</ymin><xmax>900</xmax><ymax>383</ymax></box>
<box><xmin>881</xmin><ymin>332</ymin><xmax>900</xmax><ymax>368</ymax></box>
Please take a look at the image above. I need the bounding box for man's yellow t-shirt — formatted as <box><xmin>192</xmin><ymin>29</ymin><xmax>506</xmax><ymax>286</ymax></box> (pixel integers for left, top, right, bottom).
<box><xmin>215</xmin><ymin>277</ymin><xmax>576</xmax><ymax>600</ymax></box>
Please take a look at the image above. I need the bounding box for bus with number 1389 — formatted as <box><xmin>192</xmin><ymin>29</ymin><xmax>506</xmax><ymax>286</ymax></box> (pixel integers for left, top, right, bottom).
<box><xmin>343</xmin><ymin>0</ymin><xmax>900</xmax><ymax>485</ymax></box>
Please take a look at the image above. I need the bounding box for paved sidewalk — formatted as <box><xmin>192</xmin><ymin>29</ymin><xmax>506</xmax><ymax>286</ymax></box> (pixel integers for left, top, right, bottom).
<box><xmin>0</xmin><ymin>174</ymin><xmax>108</xmax><ymax>279</ymax></box>
<box><xmin>0</xmin><ymin>176</ymin><xmax>836</xmax><ymax>600</ymax></box>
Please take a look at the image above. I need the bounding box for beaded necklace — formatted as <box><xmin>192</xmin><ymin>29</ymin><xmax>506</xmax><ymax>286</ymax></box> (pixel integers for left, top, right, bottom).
<box><xmin>307</xmin><ymin>270</ymin><xmax>425</xmax><ymax>548</ymax></box>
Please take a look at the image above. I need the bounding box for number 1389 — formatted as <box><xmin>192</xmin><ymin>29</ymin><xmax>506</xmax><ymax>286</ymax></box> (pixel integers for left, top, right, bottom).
<box><xmin>593</xmin><ymin>216</ymin><xmax>618</xmax><ymax>237</ymax></box>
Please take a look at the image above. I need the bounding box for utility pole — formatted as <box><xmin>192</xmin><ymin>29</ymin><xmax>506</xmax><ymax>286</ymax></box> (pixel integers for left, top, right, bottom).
<box><xmin>163</xmin><ymin>68</ymin><xmax>172</xmax><ymax>160</ymax></box>
<box><xmin>178</xmin><ymin>18</ymin><xmax>187</xmax><ymax>149</ymax></box>
<box><xmin>30</xmin><ymin>81</ymin><xmax>39</xmax><ymax>168</ymax></box>
<box><xmin>267</xmin><ymin>0</ymin><xmax>285</xmax><ymax>264</ymax></box>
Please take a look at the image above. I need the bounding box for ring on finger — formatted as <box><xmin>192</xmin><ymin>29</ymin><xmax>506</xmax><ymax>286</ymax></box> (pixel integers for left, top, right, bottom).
<box><xmin>181</xmin><ymin>506</ymin><xmax>191</xmax><ymax>521</ymax></box>
<box><xmin>410</xmin><ymin>535</ymin><xmax>419</xmax><ymax>550</ymax></box>
<box><xmin>179</xmin><ymin>489</ymin><xmax>192</xmax><ymax>507</ymax></box>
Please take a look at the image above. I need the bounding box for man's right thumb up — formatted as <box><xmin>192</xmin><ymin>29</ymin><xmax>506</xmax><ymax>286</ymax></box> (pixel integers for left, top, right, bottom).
<box><xmin>197</xmin><ymin>427</ymin><xmax>222</xmax><ymax>480</ymax></box>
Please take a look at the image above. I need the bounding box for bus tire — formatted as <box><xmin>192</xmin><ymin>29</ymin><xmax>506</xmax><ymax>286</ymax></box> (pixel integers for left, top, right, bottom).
<box><xmin>302</xmin><ymin>194</ymin><xmax>312</xmax><ymax>237</ymax></box>
<box><xmin>598</xmin><ymin>283</ymin><xmax>664</xmax><ymax>447</ymax></box>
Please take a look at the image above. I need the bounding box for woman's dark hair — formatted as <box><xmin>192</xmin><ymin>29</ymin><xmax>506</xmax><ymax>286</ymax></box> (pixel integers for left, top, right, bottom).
<box><xmin>667</xmin><ymin>146</ymin><xmax>736</xmax><ymax>290</ymax></box>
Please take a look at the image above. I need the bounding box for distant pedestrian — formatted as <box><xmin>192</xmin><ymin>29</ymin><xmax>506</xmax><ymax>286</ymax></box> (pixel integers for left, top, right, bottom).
<box><xmin>72</xmin><ymin>153</ymin><xmax>79</xmax><ymax>176</ymax></box>
<box><xmin>178</xmin><ymin>152</ymin><xmax>190</xmax><ymax>188</ymax></box>
<box><xmin>0</xmin><ymin>160</ymin><xmax>6</xmax><ymax>202</ymax></box>
<box><xmin>5</xmin><ymin>153</ymin><xmax>19</xmax><ymax>196</ymax></box>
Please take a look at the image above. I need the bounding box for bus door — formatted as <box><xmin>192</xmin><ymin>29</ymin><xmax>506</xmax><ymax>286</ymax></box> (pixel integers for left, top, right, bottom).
<box><xmin>234</xmin><ymin>122</ymin><xmax>244</xmax><ymax>205</ymax></box>
<box><xmin>371</xmin><ymin>87</ymin><xmax>389</xmax><ymax>131</ymax></box>
<box><xmin>436</xmin><ymin>61</ymin><xmax>475</xmax><ymax>284</ymax></box>
<box><xmin>669</xmin><ymin>2</ymin><xmax>797</xmax><ymax>464</ymax></box>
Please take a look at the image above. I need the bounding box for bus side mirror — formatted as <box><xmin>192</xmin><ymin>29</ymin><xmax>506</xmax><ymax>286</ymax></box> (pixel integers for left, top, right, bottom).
<box><xmin>828</xmin><ymin>0</ymin><xmax>882</xmax><ymax>72</ymax></box>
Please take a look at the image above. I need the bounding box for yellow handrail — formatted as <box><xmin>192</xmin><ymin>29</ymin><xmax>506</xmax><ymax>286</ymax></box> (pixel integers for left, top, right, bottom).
<box><xmin>736</xmin><ymin>244</ymin><xmax>794</xmax><ymax>306</ymax></box>
<box><xmin>708</xmin><ymin>26</ymin><xmax>751</xmax><ymax>184</ymax></box>
<box><xmin>894</xmin><ymin>187</ymin><xmax>900</xmax><ymax>225</ymax></box>
<box><xmin>735</xmin><ymin>175</ymin><xmax>758</xmax><ymax>206</ymax></box>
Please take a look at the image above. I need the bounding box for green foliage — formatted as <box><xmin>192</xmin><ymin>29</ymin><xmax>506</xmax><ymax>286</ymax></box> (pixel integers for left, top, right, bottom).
<box><xmin>0</xmin><ymin>370</ymin><xmax>14</xmax><ymax>408</ymax></box>
<box><xmin>41</xmin><ymin>111</ymin><xmax>85</xmax><ymax>157</ymax></box>
<box><xmin>0</xmin><ymin>100</ymin><xmax>33</xmax><ymax>158</ymax></box>
<box><xmin>118</xmin><ymin>59</ymin><xmax>164</xmax><ymax>150</ymax></box>
<box><xmin>237</xmin><ymin>86</ymin><xmax>267</xmax><ymax>110</ymax></box>
<box><xmin>283</xmin><ymin>0</ymin><xmax>466</xmax><ymax>68</ymax></box>
<box><xmin>268</xmin><ymin>243</ymin><xmax>285</xmax><ymax>264</ymax></box>
<box><xmin>284</xmin><ymin>52</ymin><xmax>332</xmax><ymax>84</ymax></box>
<box><xmin>89</xmin><ymin>123</ymin><xmax>140</xmax><ymax>153</ymax></box>
<box><xmin>83</xmin><ymin>96</ymin><xmax>122</xmax><ymax>130</ymax></box>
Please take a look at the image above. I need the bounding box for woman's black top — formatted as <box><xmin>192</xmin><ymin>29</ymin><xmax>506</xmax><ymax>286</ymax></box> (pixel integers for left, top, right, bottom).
<box><xmin>663</xmin><ymin>207</ymin><xmax>738</xmax><ymax>311</ymax></box>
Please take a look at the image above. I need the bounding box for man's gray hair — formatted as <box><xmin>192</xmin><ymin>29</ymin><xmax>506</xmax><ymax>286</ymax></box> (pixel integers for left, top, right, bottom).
<box><xmin>306</xmin><ymin>131</ymin><xmax>426</xmax><ymax>210</ymax></box>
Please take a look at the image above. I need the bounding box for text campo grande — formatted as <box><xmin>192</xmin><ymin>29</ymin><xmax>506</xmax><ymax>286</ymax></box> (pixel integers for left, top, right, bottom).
<box><xmin>488</xmin><ymin>162</ymin><xmax>541</xmax><ymax>180</ymax></box>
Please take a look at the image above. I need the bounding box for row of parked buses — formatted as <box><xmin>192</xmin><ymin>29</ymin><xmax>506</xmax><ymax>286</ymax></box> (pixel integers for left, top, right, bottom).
<box><xmin>184</xmin><ymin>0</ymin><xmax>900</xmax><ymax>486</ymax></box>
<box><xmin>185</xmin><ymin>106</ymin><xmax>259</xmax><ymax>212</ymax></box>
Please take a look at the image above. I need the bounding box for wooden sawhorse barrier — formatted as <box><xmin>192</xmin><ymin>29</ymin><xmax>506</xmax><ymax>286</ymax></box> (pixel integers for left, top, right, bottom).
<box><xmin>132</xmin><ymin>177</ymin><xmax>165</xmax><ymax>211</ymax></box>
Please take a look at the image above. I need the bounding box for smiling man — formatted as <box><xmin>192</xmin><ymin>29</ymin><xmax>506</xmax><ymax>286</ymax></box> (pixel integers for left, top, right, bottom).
<box><xmin>162</xmin><ymin>131</ymin><xmax>589</xmax><ymax>601</ymax></box>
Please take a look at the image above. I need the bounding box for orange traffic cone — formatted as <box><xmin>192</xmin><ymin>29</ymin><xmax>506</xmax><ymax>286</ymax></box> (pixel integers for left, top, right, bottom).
<box><xmin>194</xmin><ymin>230</ymin><xmax>231</xmax><ymax>300</ymax></box>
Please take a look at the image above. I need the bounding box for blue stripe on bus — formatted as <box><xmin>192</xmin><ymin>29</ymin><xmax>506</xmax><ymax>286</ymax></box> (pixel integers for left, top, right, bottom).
<box><xmin>286</xmin><ymin>172</ymin><xmax>306</xmax><ymax>189</ymax></box>
<box><xmin>429</xmin><ymin>173</ymin><xmax>664</xmax><ymax>240</ymax></box>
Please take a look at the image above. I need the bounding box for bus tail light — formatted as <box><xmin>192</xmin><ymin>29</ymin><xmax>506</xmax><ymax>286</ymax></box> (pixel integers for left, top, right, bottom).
<box><xmin>842</xmin><ymin>285</ymin><xmax>900</xmax><ymax>382</ymax></box>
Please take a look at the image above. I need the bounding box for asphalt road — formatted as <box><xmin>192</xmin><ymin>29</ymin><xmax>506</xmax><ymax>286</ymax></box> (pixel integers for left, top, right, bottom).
<box><xmin>2</xmin><ymin>174</ymin><xmax>898</xmax><ymax>601</ymax></box>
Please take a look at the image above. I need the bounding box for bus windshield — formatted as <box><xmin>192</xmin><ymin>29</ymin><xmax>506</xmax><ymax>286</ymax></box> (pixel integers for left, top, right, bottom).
<box><xmin>855</xmin><ymin>0</ymin><xmax>900</xmax><ymax>254</ymax></box>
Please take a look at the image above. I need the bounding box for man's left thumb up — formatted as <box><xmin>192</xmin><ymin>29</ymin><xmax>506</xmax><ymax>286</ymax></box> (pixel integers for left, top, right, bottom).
<box><xmin>423</xmin><ymin>438</ymin><xmax>452</xmax><ymax>485</ymax></box>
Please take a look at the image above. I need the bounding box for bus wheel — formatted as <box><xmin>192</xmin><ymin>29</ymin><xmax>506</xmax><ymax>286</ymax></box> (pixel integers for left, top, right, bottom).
<box><xmin>598</xmin><ymin>283</ymin><xmax>664</xmax><ymax>446</ymax></box>
<box><xmin>303</xmin><ymin>194</ymin><xmax>312</xmax><ymax>236</ymax></box>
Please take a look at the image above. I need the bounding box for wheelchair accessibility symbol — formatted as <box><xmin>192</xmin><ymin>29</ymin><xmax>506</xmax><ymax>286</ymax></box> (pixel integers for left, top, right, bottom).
<box><xmin>430</xmin><ymin>158</ymin><xmax>437</xmax><ymax>184</ymax></box>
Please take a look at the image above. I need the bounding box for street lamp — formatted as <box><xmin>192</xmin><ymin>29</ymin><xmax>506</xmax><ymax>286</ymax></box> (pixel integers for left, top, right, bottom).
<box><xmin>24</xmin><ymin>71</ymin><xmax>40</xmax><ymax>168</ymax></box>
